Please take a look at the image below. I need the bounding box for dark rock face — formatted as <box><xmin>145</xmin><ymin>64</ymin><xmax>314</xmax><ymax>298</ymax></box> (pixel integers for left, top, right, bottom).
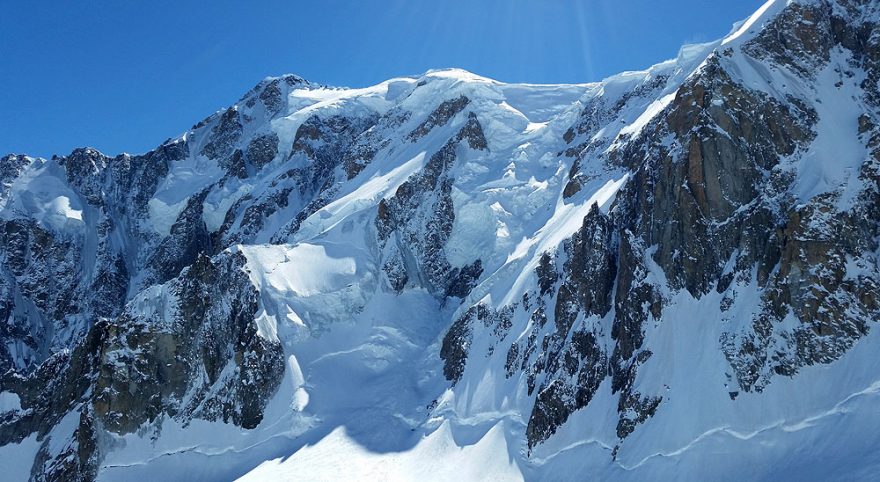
<box><xmin>555</xmin><ymin>206</ymin><xmax>617</xmax><ymax>333</ymax></box>
<box><xmin>722</xmin><ymin>195</ymin><xmax>880</xmax><ymax>392</ymax></box>
<box><xmin>291</xmin><ymin>114</ymin><xmax>379</xmax><ymax>193</ymax></box>
<box><xmin>201</xmin><ymin>108</ymin><xmax>243</xmax><ymax>162</ymax></box>
<box><xmin>1</xmin><ymin>340</ymin><xmax>94</xmax><ymax>450</ymax></box>
<box><xmin>440</xmin><ymin>307</ymin><xmax>476</xmax><ymax>383</ymax></box>
<box><xmin>259</xmin><ymin>79</ymin><xmax>285</xmax><ymax>116</ymax></box>
<box><xmin>456</xmin><ymin>112</ymin><xmax>489</xmax><ymax>150</ymax></box>
<box><xmin>441</xmin><ymin>304</ymin><xmax>513</xmax><ymax>383</ymax></box>
<box><xmin>242</xmin><ymin>75</ymin><xmax>306</xmax><ymax>114</ymax></box>
<box><xmin>1</xmin><ymin>252</ymin><xmax>284</xmax><ymax>479</ymax></box>
<box><xmin>377</xmin><ymin>113</ymin><xmax>488</xmax><ymax>297</ymax></box>
<box><xmin>247</xmin><ymin>132</ymin><xmax>279</xmax><ymax>169</ymax></box>
<box><xmin>342</xmin><ymin>110</ymin><xmax>409</xmax><ymax>180</ymax></box>
<box><xmin>62</xmin><ymin>148</ymin><xmax>107</xmax><ymax>205</ymax></box>
<box><xmin>407</xmin><ymin>95</ymin><xmax>470</xmax><ymax>141</ymax></box>
<box><xmin>742</xmin><ymin>1</ymin><xmax>848</xmax><ymax>79</ymax></box>
<box><xmin>525</xmin><ymin>328</ymin><xmax>609</xmax><ymax>448</ymax></box>
<box><xmin>88</xmin><ymin>218</ymin><xmax>129</xmax><ymax>318</ymax></box>
<box><xmin>562</xmin><ymin>75</ymin><xmax>671</xmax><ymax>199</ymax></box>
<box><xmin>520</xmin><ymin>208</ymin><xmax>622</xmax><ymax>448</ymax></box>
<box><xmin>610</xmin><ymin>58</ymin><xmax>814</xmax><ymax>297</ymax></box>
<box><xmin>93</xmin><ymin>252</ymin><xmax>283</xmax><ymax>433</ymax></box>
<box><xmin>111</xmin><ymin>147</ymin><xmax>173</xmax><ymax>219</ymax></box>
<box><xmin>215</xmin><ymin>111</ymin><xmax>381</xmax><ymax>248</ymax></box>
<box><xmin>218</xmin><ymin>186</ymin><xmax>292</xmax><ymax>247</ymax></box>
<box><xmin>1</xmin><ymin>74</ymin><xmax>372</xmax><ymax>480</ymax></box>
<box><xmin>0</xmin><ymin>154</ymin><xmax>33</xmax><ymax>196</ymax></box>
<box><xmin>145</xmin><ymin>189</ymin><xmax>213</xmax><ymax>284</ymax></box>
<box><xmin>0</xmin><ymin>219</ymin><xmax>85</xmax><ymax>372</ymax></box>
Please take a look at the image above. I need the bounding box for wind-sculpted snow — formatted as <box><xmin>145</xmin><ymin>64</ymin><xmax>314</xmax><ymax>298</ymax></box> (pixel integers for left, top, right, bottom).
<box><xmin>2</xmin><ymin>0</ymin><xmax>880</xmax><ymax>480</ymax></box>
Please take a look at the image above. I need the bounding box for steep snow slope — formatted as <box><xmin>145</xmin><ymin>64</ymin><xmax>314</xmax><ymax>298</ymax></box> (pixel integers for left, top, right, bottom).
<box><xmin>2</xmin><ymin>0</ymin><xmax>880</xmax><ymax>480</ymax></box>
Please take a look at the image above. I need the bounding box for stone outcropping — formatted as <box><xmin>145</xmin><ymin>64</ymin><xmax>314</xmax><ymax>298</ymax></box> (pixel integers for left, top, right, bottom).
<box><xmin>441</xmin><ymin>0</ymin><xmax>880</xmax><ymax>452</ymax></box>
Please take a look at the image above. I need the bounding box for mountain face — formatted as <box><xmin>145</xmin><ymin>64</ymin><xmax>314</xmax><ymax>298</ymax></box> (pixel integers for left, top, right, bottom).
<box><xmin>2</xmin><ymin>0</ymin><xmax>880</xmax><ymax>480</ymax></box>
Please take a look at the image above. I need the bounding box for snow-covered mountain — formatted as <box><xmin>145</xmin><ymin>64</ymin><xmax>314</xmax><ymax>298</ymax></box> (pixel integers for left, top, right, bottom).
<box><xmin>2</xmin><ymin>0</ymin><xmax>880</xmax><ymax>480</ymax></box>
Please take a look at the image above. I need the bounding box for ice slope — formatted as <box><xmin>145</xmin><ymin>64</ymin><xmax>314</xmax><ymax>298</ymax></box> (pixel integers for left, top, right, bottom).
<box><xmin>239</xmin><ymin>422</ymin><xmax>523</xmax><ymax>482</ymax></box>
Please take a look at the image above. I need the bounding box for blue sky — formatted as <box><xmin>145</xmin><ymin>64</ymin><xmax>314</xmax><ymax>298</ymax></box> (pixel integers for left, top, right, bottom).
<box><xmin>1</xmin><ymin>0</ymin><xmax>766</xmax><ymax>158</ymax></box>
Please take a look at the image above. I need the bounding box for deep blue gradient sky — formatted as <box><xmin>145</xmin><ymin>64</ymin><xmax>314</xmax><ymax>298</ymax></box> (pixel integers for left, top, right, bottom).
<box><xmin>2</xmin><ymin>0</ymin><xmax>766</xmax><ymax>158</ymax></box>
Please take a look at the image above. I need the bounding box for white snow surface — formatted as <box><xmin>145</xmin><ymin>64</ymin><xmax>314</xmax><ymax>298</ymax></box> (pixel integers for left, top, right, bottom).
<box><xmin>2</xmin><ymin>159</ymin><xmax>87</xmax><ymax>232</ymax></box>
<box><xmin>0</xmin><ymin>392</ymin><xmax>21</xmax><ymax>412</ymax></box>
<box><xmin>239</xmin><ymin>421</ymin><xmax>523</xmax><ymax>482</ymax></box>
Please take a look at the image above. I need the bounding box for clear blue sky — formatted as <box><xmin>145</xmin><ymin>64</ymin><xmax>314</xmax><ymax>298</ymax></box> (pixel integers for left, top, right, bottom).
<box><xmin>1</xmin><ymin>0</ymin><xmax>766</xmax><ymax>158</ymax></box>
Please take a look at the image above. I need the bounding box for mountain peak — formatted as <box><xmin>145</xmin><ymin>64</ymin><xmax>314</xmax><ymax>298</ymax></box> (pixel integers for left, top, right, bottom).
<box><xmin>2</xmin><ymin>0</ymin><xmax>880</xmax><ymax>480</ymax></box>
<box><xmin>421</xmin><ymin>68</ymin><xmax>500</xmax><ymax>84</ymax></box>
